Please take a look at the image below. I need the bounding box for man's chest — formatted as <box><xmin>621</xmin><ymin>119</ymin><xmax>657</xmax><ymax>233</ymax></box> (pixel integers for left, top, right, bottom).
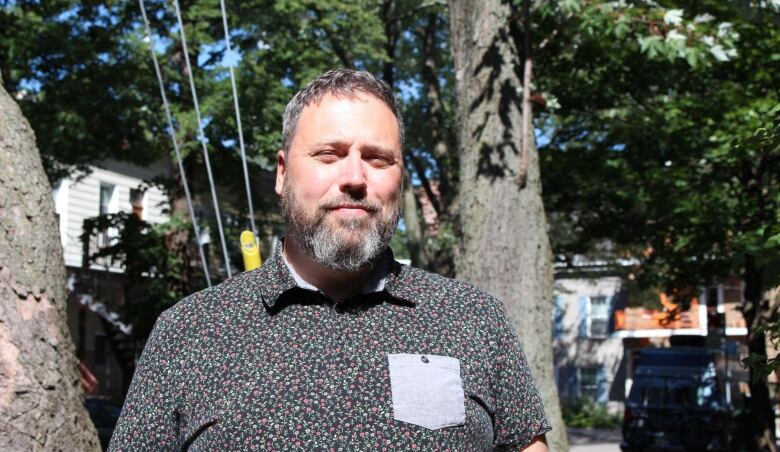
<box><xmin>176</xmin><ymin>302</ymin><xmax>496</xmax><ymax>450</ymax></box>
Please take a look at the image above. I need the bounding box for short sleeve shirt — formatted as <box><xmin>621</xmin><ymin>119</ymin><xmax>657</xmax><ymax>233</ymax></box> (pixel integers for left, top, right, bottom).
<box><xmin>109</xmin><ymin>245</ymin><xmax>551</xmax><ymax>451</ymax></box>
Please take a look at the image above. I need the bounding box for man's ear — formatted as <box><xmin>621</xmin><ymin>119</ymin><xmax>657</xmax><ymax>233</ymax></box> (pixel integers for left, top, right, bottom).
<box><xmin>275</xmin><ymin>150</ymin><xmax>286</xmax><ymax>196</ymax></box>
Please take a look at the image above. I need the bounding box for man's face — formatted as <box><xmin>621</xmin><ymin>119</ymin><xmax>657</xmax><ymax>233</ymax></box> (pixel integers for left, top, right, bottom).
<box><xmin>275</xmin><ymin>92</ymin><xmax>403</xmax><ymax>271</ymax></box>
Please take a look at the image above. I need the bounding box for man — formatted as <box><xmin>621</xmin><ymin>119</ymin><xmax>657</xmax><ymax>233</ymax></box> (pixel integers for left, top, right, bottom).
<box><xmin>110</xmin><ymin>69</ymin><xmax>550</xmax><ymax>451</ymax></box>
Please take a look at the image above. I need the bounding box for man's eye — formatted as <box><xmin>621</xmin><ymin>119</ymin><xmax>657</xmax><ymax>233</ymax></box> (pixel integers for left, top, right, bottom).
<box><xmin>366</xmin><ymin>155</ymin><xmax>392</xmax><ymax>166</ymax></box>
<box><xmin>315</xmin><ymin>150</ymin><xmax>338</xmax><ymax>161</ymax></box>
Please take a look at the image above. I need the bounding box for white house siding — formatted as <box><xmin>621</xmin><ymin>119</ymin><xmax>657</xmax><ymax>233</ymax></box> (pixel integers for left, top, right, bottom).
<box><xmin>52</xmin><ymin>179</ymin><xmax>69</xmax><ymax>248</ymax></box>
<box><xmin>53</xmin><ymin>160</ymin><xmax>170</xmax><ymax>270</ymax></box>
<box><xmin>553</xmin><ymin>276</ymin><xmax>625</xmax><ymax>413</ymax></box>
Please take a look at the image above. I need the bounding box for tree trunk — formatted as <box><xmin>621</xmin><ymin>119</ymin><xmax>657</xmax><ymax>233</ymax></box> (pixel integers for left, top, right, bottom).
<box><xmin>402</xmin><ymin>167</ymin><xmax>428</xmax><ymax>268</ymax></box>
<box><xmin>0</xmin><ymin>82</ymin><xmax>100</xmax><ymax>450</ymax></box>
<box><xmin>743</xmin><ymin>254</ymin><xmax>776</xmax><ymax>452</ymax></box>
<box><xmin>448</xmin><ymin>2</ymin><xmax>568</xmax><ymax>450</ymax></box>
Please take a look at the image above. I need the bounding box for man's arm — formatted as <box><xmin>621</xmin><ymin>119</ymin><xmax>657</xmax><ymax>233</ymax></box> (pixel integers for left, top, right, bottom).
<box><xmin>484</xmin><ymin>295</ymin><xmax>552</xmax><ymax>450</ymax></box>
<box><xmin>494</xmin><ymin>434</ymin><xmax>548</xmax><ymax>452</ymax></box>
<box><xmin>108</xmin><ymin>311</ymin><xmax>182</xmax><ymax>450</ymax></box>
<box><xmin>520</xmin><ymin>434</ymin><xmax>548</xmax><ymax>451</ymax></box>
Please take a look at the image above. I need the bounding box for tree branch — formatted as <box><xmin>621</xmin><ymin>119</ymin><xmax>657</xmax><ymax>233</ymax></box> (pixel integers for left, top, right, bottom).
<box><xmin>406</xmin><ymin>152</ymin><xmax>442</xmax><ymax>217</ymax></box>
<box><xmin>311</xmin><ymin>7</ymin><xmax>353</xmax><ymax>67</ymax></box>
<box><xmin>420</xmin><ymin>12</ymin><xmax>456</xmax><ymax>213</ymax></box>
<box><xmin>390</xmin><ymin>0</ymin><xmax>446</xmax><ymax>23</ymax></box>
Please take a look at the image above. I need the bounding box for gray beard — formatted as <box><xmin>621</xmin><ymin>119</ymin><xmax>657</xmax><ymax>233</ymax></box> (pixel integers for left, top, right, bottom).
<box><xmin>281</xmin><ymin>183</ymin><xmax>400</xmax><ymax>272</ymax></box>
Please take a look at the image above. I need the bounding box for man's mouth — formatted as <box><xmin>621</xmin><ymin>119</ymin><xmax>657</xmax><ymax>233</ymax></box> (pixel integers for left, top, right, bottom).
<box><xmin>321</xmin><ymin>199</ymin><xmax>380</xmax><ymax>215</ymax></box>
<box><xmin>329</xmin><ymin>205</ymin><xmax>372</xmax><ymax>218</ymax></box>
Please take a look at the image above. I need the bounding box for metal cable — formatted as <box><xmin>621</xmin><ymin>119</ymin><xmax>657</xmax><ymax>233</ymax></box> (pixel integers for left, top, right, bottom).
<box><xmin>218</xmin><ymin>0</ymin><xmax>258</xmax><ymax>238</ymax></box>
<box><xmin>138</xmin><ymin>0</ymin><xmax>212</xmax><ymax>287</ymax></box>
<box><xmin>172</xmin><ymin>0</ymin><xmax>233</xmax><ymax>278</ymax></box>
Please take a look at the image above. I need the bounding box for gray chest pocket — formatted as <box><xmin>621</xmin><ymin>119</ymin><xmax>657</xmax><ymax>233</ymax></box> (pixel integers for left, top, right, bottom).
<box><xmin>388</xmin><ymin>353</ymin><xmax>466</xmax><ymax>430</ymax></box>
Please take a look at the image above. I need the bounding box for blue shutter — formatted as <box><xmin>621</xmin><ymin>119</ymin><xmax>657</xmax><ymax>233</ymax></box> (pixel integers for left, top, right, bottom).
<box><xmin>578</xmin><ymin>296</ymin><xmax>589</xmax><ymax>338</ymax></box>
<box><xmin>597</xmin><ymin>366</ymin><xmax>609</xmax><ymax>404</ymax></box>
<box><xmin>568</xmin><ymin>366</ymin><xmax>579</xmax><ymax>398</ymax></box>
<box><xmin>555</xmin><ymin>366</ymin><xmax>570</xmax><ymax>401</ymax></box>
<box><xmin>552</xmin><ymin>296</ymin><xmax>564</xmax><ymax>339</ymax></box>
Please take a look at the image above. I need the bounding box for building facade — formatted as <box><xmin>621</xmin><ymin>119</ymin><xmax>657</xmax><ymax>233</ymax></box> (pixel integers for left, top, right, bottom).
<box><xmin>54</xmin><ymin>160</ymin><xmax>169</xmax><ymax>401</ymax></box>
<box><xmin>553</xmin><ymin>274</ymin><xmax>625</xmax><ymax>413</ymax></box>
<box><xmin>553</xmin><ymin>269</ymin><xmax>748</xmax><ymax>414</ymax></box>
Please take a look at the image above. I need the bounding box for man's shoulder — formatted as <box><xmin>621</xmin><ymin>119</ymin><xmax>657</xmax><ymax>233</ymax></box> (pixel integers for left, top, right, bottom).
<box><xmin>395</xmin><ymin>263</ymin><xmax>502</xmax><ymax>307</ymax></box>
<box><xmin>158</xmin><ymin>270</ymin><xmax>262</xmax><ymax>324</ymax></box>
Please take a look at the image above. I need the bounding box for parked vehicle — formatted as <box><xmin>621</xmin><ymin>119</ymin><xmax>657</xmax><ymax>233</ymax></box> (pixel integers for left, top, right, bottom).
<box><xmin>621</xmin><ymin>347</ymin><xmax>749</xmax><ymax>452</ymax></box>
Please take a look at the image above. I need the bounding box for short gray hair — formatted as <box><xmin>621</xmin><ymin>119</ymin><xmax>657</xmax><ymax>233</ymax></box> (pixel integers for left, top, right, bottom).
<box><xmin>281</xmin><ymin>68</ymin><xmax>404</xmax><ymax>154</ymax></box>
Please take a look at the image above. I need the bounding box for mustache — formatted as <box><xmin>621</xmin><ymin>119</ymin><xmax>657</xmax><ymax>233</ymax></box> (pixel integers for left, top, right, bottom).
<box><xmin>319</xmin><ymin>196</ymin><xmax>381</xmax><ymax>213</ymax></box>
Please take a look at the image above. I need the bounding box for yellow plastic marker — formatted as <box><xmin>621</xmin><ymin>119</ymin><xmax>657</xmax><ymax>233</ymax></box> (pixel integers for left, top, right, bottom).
<box><xmin>240</xmin><ymin>230</ymin><xmax>262</xmax><ymax>271</ymax></box>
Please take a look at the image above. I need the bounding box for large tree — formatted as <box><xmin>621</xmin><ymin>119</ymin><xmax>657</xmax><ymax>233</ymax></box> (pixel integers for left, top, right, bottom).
<box><xmin>447</xmin><ymin>1</ymin><xmax>567</xmax><ymax>450</ymax></box>
<box><xmin>0</xmin><ymin>80</ymin><xmax>99</xmax><ymax>450</ymax></box>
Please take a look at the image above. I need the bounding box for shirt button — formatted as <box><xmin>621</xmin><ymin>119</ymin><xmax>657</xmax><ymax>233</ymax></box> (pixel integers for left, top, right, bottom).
<box><xmin>421</xmin><ymin>355</ymin><xmax>429</xmax><ymax>363</ymax></box>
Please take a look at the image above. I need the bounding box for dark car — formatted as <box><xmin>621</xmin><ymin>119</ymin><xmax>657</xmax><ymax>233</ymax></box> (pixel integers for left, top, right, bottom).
<box><xmin>621</xmin><ymin>347</ymin><xmax>749</xmax><ymax>452</ymax></box>
<box><xmin>84</xmin><ymin>398</ymin><xmax>123</xmax><ymax>450</ymax></box>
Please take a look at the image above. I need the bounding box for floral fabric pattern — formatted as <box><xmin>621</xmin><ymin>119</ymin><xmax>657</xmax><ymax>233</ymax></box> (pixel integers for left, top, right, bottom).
<box><xmin>109</xmin><ymin>245</ymin><xmax>551</xmax><ymax>451</ymax></box>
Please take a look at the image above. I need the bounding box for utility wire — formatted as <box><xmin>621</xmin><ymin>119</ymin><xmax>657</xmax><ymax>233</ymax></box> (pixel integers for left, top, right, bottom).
<box><xmin>172</xmin><ymin>0</ymin><xmax>233</xmax><ymax>278</ymax></box>
<box><xmin>138</xmin><ymin>0</ymin><xmax>212</xmax><ymax>287</ymax></box>
<box><xmin>218</xmin><ymin>0</ymin><xmax>258</xmax><ymax>238</ymax></box>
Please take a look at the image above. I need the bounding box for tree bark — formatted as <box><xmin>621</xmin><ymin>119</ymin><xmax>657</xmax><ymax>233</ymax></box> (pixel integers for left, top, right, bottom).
<box><xmin>743</xmin><ymin>254</ymin><xmax>776</xmax><ymax>452</ymax></box>
<box><xmin>448</xmin><ymin>2</ymin><xmax>568</xmax><ymax>450</ymax></box>
<box><xmin>0</xmin><ymin>82</ymin><xmax>100</xmax><ymax>450</ymax></box>
<box><xmin>402</xmin><ymin>167</ymin><xmax>427</xmax><ymax>268</ymax></box>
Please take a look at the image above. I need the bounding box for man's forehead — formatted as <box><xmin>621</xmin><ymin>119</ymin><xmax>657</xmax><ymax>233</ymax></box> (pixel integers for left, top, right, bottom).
<box><xmin>292</xmin><ymin>92</ymin><xmax>401</xmax><ymax>149</ymax></box>
<box><xmin>310</xmin><ymin>89</ymin><xmax>379</xmax><ymax>104</ymax></box>
<box><xmin>300</xmin><ymin>91</ymin><xmax>387</xmax><ymax>115</ymax></box>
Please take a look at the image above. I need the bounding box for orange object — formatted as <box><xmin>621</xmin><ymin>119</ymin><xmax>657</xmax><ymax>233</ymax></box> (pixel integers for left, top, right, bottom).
<box><xmin>79</xmin><ymin>360</ymin><xmax>99</xmax><ymax>395</ymax></box>
<box><xmin>615</xmin><ymin>292</ymin><xmax>700</xmax><ymax>330</ymax></box>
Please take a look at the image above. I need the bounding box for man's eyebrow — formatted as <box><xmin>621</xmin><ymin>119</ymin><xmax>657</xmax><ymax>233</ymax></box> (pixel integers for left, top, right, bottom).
<box><xmin>311</xmin><ymin>141</ymin><xmax>397</xmax><ymax>154</ymax></box>
<box><xmin>362</xmin><ymin>144</ymin><xmax>397</xmax><ymax>155</ymax></box>
<box><xmin>311</xmin><ymin>140</ymin><xmax>348</xmax><ymax>150</ymax></box>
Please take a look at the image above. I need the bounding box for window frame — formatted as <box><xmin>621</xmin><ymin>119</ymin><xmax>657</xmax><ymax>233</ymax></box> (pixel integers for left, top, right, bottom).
<box><xmin>587</xmin><ymin>295</ymin><xmax>610</xmax><ymax>339</ymax></box>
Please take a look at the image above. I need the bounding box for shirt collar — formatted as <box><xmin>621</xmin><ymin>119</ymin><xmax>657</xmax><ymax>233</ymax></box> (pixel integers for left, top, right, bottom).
<box><xmin>255</xmin><ymin>239</ymin><xmax>414</xmax><ymax>312</ymax></box>
<box><xmin>282</xmin><ymin>251</ymin><xmax>388</xmax><ymax>294</ymax></box>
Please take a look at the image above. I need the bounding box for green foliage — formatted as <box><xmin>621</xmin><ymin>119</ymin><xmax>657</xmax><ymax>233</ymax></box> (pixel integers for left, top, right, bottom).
<box><xmin>0</xmin><ymin>0</ymin><xmax>390</xmax><ymax>180</ymax></box>
<box><xmin>540</xmin><ymin>0</ymin><xmax>780</xmax><ymax>296</ymax></box>
<box><xmin>389</xmin><ymin>226</ymin><xmax>411</xmax><ymax>260</ymax></box>
<box><xmin>624</xmin><ymin>280</ymin><xmax>665</xmax><ymax>309</ymax></box>
<box><xmin>0</xmin><ymin>0</ymin><xmax>166</xmax><ymax>180</ymax></box>
<box><xmin>743</xmin><ymin>288</ymin><xmax>780</xmax><ymax>380</ymax></box>
<box><xmin>562</xmin><ymin>398</ymin><xmax>622</xmax><ymax>429</ymax></box>
<box><xmin>550</xmin><ymin>1</ymin><xmax>740</xmax><ymax>68</ymax></box>
<box><xmin>742</xmin><ymin>351</ymin><xmax>780</xmax><ymax>384</ymax></box>
<box><xmin>2</xmin><ymin>0</ymin><xmax>453</xmax><ymax>332</ymax></box>
<box><xmin>81</xmin><ymin>213</ymin><xmax>203</xmax><ymax>338</ymax></box>
<box><xmin>6</xmin><ymin>0</ymin><xmax>775</xmax><ymax>335</ymax></box>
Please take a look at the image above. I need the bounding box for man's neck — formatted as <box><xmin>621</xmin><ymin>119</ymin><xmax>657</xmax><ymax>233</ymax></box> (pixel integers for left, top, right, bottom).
<box><xmin>282</xmin><ymin>237</ymin><xmax>377</xmax><ymax>301</ymax></box>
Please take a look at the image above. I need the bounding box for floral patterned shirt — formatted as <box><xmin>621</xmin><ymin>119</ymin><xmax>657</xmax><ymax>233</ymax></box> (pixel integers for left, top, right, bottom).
<box><xmin>109</xmin><ymin>245</ymin><xmax>551</xmax><ymax>451</ymax></box>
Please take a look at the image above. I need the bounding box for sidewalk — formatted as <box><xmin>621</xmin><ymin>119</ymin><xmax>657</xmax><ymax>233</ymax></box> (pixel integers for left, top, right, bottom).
<box><xmin>568</xmin><ymin>427</ymin><xmax>622</xmax><ymax>452</ymax></box>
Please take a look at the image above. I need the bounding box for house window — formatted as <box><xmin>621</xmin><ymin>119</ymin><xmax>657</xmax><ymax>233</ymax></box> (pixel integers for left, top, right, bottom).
<box><xmin>99</xmin><ymin>183</ymin><xmax>115</xmax><ymax>216</ymax></box>
<box><xmin>557</xmin><ymin>365</ymin><xmax>578</xmax><ymax>399</ymax></box>
<box><xmin>579</xmin><ymin>296</ymin><xmax>611</xmax><ymax>338</ymax></box>
<box><xmin>579</xmin><ymin>367</ymin><xmax>599</xmax><ymax>400</ymax></box>
<box><xmin>97</xmin><ymin>183</ymin><xmax>118</xmax><ymax>247</ymax></box>
<box><xmin>589</xmin><ymin>296</ymin><xmax>610</xmax><ymax>338</ymax></box>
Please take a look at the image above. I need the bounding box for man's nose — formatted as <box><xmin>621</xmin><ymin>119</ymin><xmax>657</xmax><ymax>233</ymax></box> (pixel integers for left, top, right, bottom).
<box><xmin>339</xmin><ymin>153</ymin><xmax>367</xmax><ymax>195</ymax></box>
